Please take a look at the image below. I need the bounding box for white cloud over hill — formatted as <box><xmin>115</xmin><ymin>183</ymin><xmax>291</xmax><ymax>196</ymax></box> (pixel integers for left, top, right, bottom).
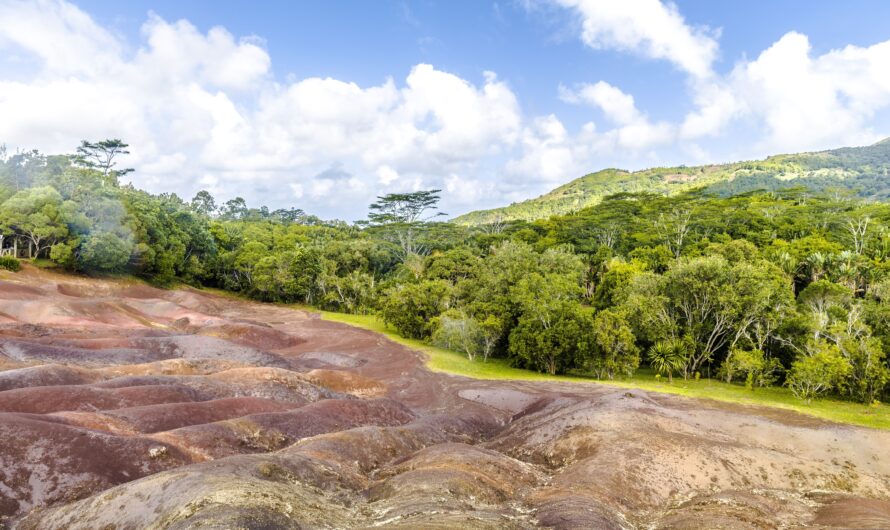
<box><xmin>1</xmin><ymin>0</ymin><xmax>890</xmax><ymax>219</ymax></box>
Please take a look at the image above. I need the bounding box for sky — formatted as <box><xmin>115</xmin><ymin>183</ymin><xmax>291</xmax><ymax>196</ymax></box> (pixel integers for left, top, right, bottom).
<box><xmin>3</xmin><ymin>1</ymin><xmax>890</xmax><ymax>220</ymax></box>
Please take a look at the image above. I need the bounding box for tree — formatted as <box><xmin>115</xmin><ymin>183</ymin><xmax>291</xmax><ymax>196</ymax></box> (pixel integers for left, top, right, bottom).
<box><xmin>624</xmin><ymin>256</ymin><xmax>792</xmax><ymax>378</ymax></box>
<box><xmin>380</xmin><ymin>280</ymin><xmax>452</xmax><ymax>339</ymax></box>
<box><xmin>75</xmin><ymin>139</ymin><xmax>132</xmax><ymax>181</ymax></box>
<box><xmin>845</xmin><ymin>215</ymin><xmax>870</xmax><ymax>255</ymax></box>
<box><xmin>252</xmin><ymin>248</ymin><xmax>320</xmax><ymax>302</ymax></box>
<box><xmin>786</xmin><ymin>342</ymin><xmax>852</xmax><ymax>403</ymax></box>
<box><xmin>477</xmin><ymin>314</ymin><xmax>504</xmax><ymax>362</ymax></box>
<box><xmin>221</xmin><ymin>197</ymin><xmax>248</xmax><ymax>220</ymax></box>
<box><xmin>719</xmin><ymin>349</ymin><xmax>782</xmax><ymax>389</ymax></box>
<box><xmin>432</xmin><ymin>310</ymin><xmax>484</xmax><ymax>361</ymax></box>
<box><xmin>190</xmin><ymin>190</ymin><xmax>217</xmax><ymax>217</ymax></box>
<box><xmin>271</xmin><ymin>207</ymin><xmax>305</xmax><ymax>224</ymax></box>
<box><xmin>79</xmin><ymin>231</ymin><xmax>133</xmax><ymax>272</ymax></box>
<box><xmin>0</xmin><ymin>186</ymin><xmax>74</xmax><ymax>258</ymax></box>
<box><xmin>797</xmin><ymin>280</ymin><xmax>852</xmax><ymax>339</ymax></box>
<box><xmin>583</xmin><ymin>309</ymin><xmax>640</xmax><ymax>379</ymax></box>
<box><xmin>366</xmin><ymin>189</ymin><xmax>446</xmax><ymax>256</ymax></box>
<box><xmin>654</xmin><ymin>207</ymin><xmax>692</xmax><ymax>258</ymax></box>
<box><xmin>509</xmin><ymin>303</ymin><xmax>592</xmax><ymax>375</ymax></box>
<box><xmin>648</xmin><ymin>341</ymin><xmax>685</xmax><ymax>383</ymax></box>
<box><xmin>367</xmin><ymin>189</ymin><xmax>445</xmax><ymax>225</ymax></box>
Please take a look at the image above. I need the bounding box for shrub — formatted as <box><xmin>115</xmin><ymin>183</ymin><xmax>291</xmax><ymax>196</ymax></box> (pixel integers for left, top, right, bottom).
<box><xmin>786</xmin><ymin>343</ymin><xmax>852</xmax><ymax>403</ymax></box>
<box><xmin>0</xmin><ymin>256</ymin><xmax>21</xmax><ymax>272</ymax></box>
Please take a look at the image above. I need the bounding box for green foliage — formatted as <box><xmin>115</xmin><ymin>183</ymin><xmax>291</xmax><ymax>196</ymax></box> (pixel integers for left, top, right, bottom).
<box><xmin>508</xmin><ymin>302</ymin><xmax>593</xmax><ymax>375</ymax></box>
<box><xmin>4</xmin><ymin>140</ymin><xmax>890</xmax><ymax>407</ymax></box>
<box><xmin>454</xmin><ymin>137</ymin><xmax>890</xmax><ymax>225</ymax></box>
<box><xmin>0</xmin><ymin>185</ymin><xmax>74</xmax><ymax>258</ymax></box>
<box><xmin>648</xmin><ymin>340</ymin><xmax>686</xmax><ymax>382</ymax></box>
<box><xmin>786</xmin><ymin>343</ymin><xmax>853</xmax><ymax>403</ymax></box>
<box><xmin>582</xmin><ymin>309</ymin><xmax>640</xmax><ymax>379</ymax></box>
<box><xmin>719</xmin><ymin>349</ymin><xmax>783</xmax><ymax>389</ymax></box>
<box><xmin>79</xmin><ymin>232</ymin><xmax>132</xmax><ymax>272</ymax></box>
<box><xmin>381</xmin><ymin>280</ymin><xmax>453</xmax><ymax>339</ymax></box>
<box><xmin>0</xmin><ymin>255</ymin><xmax>20</xmax><ymax>271</ymax></box>
<box><xmin>431</xmin><ymin>309</ymin><xmax>485</xmax><ymax>361</ymax></box>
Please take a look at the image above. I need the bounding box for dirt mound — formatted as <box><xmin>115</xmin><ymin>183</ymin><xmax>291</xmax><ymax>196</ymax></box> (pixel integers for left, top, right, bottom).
<box><xmin>199</xmin><ymin>322</ymin><xmax>304</xmax><ymax>350</ymax></box>
<box><xmin>158</xmin><ymin>398</ymin><xmax>416</xmax><ymax>459</ymax></box>
<box><xmin>0</xmin><ymin>383</ymin><xmax>207</xmax><ymax>414</ymax></box>
<box><xmin>370</xmin><ymin>443</ymin><xmax>541</xmax><ymax>507</ymax></box>
<box><xmin>304</xmin><ymin>368</ymin><xmax>386</xmax><ymax>396</ymax></box>
<box><xmin>0</xmin><ymin>412</ymin><xmax>192</xmax><ymax>518</ymax></box>
<box><xmin>134</xmin><ymin>335</ymin><xmax>291</xmax><ymax>367</ymax></box>
<box><xmin>105</xmin><ymin>396</ymin><xmax>298</xmax><ymax>434</ymax></box>
<box><xmin>0</xmin><ymin>281</ymin><xmax>45</xmax><ymax>299</ymax></box>
<box><xmin>0</xmin><ymin>338</ymin><xmax>168</xmax><ymax>365</ymax></box>
<box><xmin>56</xmin><ymin>282</ymin><xmax>117</xmax><ymax>298</ymax></box>
<box><xmin>0</xmin><ymin>364</ymin><xmax>98</xmax><ymax>391</ymax></box>
<box><xmin>812</xmin><ymin>495</ymin><xmax>890</xmax><ymax>527</ymax></box>
<box><xmin>297</xmin><ymin>350</ymin><xmax>365</xmax><ymax>368</ymax></box>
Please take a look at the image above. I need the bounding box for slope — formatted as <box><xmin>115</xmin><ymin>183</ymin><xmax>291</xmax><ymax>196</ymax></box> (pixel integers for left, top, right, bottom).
<box><xmin>454</xmin><ymin>138</ymin><xmax>890</xmax><ymax>225</ymax></box>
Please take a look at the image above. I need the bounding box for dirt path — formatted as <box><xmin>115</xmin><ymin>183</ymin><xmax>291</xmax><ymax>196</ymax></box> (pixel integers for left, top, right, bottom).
<box><xmin>1</xmin><ymin>266</ymin><xmax>889</xmax><ymax>529</ymax></box>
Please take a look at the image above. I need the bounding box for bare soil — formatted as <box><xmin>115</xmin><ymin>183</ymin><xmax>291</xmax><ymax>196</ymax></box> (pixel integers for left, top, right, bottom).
<box><xmin>1</xmin><ymin>265</ymin><xmax>889</xmax><ymax>529</ymax></box>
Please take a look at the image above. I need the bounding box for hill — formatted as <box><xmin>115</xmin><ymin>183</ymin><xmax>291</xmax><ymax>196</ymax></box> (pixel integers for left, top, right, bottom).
<box><xmin>454</xmin><ymin>138</ymin><xmax>890</xmax><ymax>225</ymax></box>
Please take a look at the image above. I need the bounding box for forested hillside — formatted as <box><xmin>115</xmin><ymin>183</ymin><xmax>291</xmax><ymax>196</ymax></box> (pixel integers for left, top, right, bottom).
<box><xmin>454</xmin><ymin>138</ymin><xmax>890</xmax><ymax>225</ymax></box>
<box><xmin>3</xmin><ymin>140</ymin><xmax>890</xmax><ymax>406</ymax></box>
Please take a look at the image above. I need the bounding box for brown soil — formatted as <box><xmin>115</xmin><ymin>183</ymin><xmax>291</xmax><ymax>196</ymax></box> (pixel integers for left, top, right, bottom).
<box><xmin>1</xmin><ymin>265</ymin><xmax>889</xmax><ymax>529</ymax></box>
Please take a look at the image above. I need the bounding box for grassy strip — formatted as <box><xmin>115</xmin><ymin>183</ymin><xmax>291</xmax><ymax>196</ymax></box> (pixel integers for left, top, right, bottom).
<box><xmin>320</xmin><ymin>311</ymin><xmax>890</xmax><ymax>430</ymax></box>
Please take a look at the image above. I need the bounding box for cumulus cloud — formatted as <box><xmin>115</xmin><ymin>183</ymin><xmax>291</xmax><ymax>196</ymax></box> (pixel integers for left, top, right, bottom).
<box><xmin>0</xmin><ymin>0</ymin><xmax>526</xmax><ymax>219</ymax></box>
<box><xmin>3</xmin><ymin>0</ymin><xmax>890</xmax><ymax>221</ymax></box>
<box><xmin>726</xmin><ymin>32</ymin><xmax>889</xmax><ymax>151</ymax></box>
<box><xmin>560</xmin><ymin>81</ymin><xmax>674</xmax><ymax>150</ymax></box>
<box><xmin>547</xmin><ymin>0</ymin><xmax>890</xmax><ymax>162</ymax></box>
<box><xmin>553</xmin><ymin>0</ymin><xmax>719</xmax><ymax>78</ymax></box>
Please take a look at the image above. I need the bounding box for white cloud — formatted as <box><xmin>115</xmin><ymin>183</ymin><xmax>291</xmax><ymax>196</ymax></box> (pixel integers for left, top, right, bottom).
<box><xmin>559</xmin><ymin>81</ymin><xmax>674</xmax><ymax>151</ymax></box>
<box><xmin>507</xmin><ymin>115</ymin><xmax>579</xmax><ymax>183</ymax></box>
<box><xmin>0</xmin><ymin>0</ymin><xmax>523</xmax><ymax>220</ymax></box>
<box><xmin>728</xmin><ymin>32</ymin><xmax>889</xmax><ymax>151</ymax></box>
<box><xmin>561</xmin><ymin>81</ymin><xmax>641</xmax><ymax>125</ymax></box>
<box><xmin>4</xmin><ymin>0</ymin><xmax>890</xmax><ymax>221</ymax></box>
<box><xmin>676</xmin><ymin>32</ymin><xmax>890</xmax><ymax>152</ymax></box>
<box><xmin>553</xmin><ymin>0</ymin><xmax>719</xmax><ymax>78</ymax></box>
<box><xmin>549</xmin><ymin>0</ymin><xmax>890</xmax><ymax>161</ymax></box>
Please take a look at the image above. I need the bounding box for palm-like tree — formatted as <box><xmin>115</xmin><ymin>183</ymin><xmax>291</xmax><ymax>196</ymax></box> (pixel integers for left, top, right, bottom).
<box><xmin>649</xmin><ymin>341</ymin><xmax>686</xmax><ymax>383</ymax></box>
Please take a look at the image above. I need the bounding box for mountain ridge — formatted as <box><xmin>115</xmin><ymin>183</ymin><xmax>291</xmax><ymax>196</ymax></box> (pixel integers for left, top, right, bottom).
<box><xmin>453</xmin><ymin>139</ymin><xmax>890</xmax><ymax>225</ymax></box>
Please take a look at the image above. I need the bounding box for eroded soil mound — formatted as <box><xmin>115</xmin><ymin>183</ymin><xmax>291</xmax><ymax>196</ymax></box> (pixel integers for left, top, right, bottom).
<box><xmin>2</xmin><ymin>265</ymin><xmax>889</xmax><ymax>529</ymax></box>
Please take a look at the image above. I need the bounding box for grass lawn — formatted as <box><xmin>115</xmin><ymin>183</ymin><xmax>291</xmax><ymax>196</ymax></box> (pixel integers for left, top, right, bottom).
<box><xmin>320</xmin><ymin>311</ymin><xmax>890</xmax><ymax>431</ymax></box>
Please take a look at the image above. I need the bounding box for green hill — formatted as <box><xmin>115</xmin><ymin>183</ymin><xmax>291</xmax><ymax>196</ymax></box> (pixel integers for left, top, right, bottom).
<box><xmin>453</xmin><ymin>138</ymin><xmax>890</xmax><ymax>225</ymax></box>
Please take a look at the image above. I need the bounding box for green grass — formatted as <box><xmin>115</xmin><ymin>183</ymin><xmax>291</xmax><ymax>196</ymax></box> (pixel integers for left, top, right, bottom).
<box><xmin>319</xmin><ymin>311</ymin><xmax>890</xmax><ymax>430</ymax></box>
<box><xmin>29</xmin><ymin>258</ymin><xmax>57</xmax><ymax>269</ymax></box>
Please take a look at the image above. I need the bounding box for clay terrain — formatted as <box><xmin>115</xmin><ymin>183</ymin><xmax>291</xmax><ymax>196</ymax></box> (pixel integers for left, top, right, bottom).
<box><xmin>1</xmin><ymin>266</ymin><xmax>890</xmax><ymax>529</ymax></box>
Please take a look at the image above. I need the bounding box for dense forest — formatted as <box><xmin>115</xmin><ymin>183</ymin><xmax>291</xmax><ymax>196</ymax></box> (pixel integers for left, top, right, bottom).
<box><xmin>3</xmin><ymin>140</ymin><xmax>890</xmax><ymax>405</ymax></box>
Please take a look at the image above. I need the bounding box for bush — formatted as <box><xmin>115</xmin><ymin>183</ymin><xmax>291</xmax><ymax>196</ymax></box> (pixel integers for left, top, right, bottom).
<box><xmin>0</xmin><ymin>256</ymin><xmax>21</xmax><ymax>272</ymax></box>
<box><xmin>786</xmin><ymin>343</ymin><xmax>852</xmax><ymax>403</ymax></box>
<box><xmin>719</xmin><ymin>348</ymin><xmax>783</xmax><ymax>389</ymax></box>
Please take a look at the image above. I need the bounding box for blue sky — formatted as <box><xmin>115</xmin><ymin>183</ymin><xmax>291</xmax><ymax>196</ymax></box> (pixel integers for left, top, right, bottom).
<box><xmin>3</xmin><ymin>0</ymin><xmax>890</xmax><ymax>219</ymax></box>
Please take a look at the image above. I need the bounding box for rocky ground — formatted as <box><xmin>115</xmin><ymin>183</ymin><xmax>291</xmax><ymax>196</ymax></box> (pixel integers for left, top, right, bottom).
<box><xmin>1</xmin><ymin>266</ymin><xmax>889</xmax><ymax>529</ymax></box>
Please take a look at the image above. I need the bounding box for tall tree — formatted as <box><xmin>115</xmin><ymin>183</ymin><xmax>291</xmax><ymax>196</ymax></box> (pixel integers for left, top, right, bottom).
<box><xmin>75</xmin><ymin>139</ymin><xmax>133</xmax><ymax>182</ymax></box>
<box><xmin>190</xmin><ymin>190</ymin><xmax>217</xmax><ymax>217</ymax></box>
<box><xmin>366</xmin><ymin>189</ymin><xmax>446</xmax><ymax>256</ymax></box>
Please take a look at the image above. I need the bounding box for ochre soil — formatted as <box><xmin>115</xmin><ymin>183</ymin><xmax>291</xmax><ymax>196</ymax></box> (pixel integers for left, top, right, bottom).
<box><xmin>1</xmin><ymin>266</ymin><xmax>890</xmax><ymax>529</ymax></box>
